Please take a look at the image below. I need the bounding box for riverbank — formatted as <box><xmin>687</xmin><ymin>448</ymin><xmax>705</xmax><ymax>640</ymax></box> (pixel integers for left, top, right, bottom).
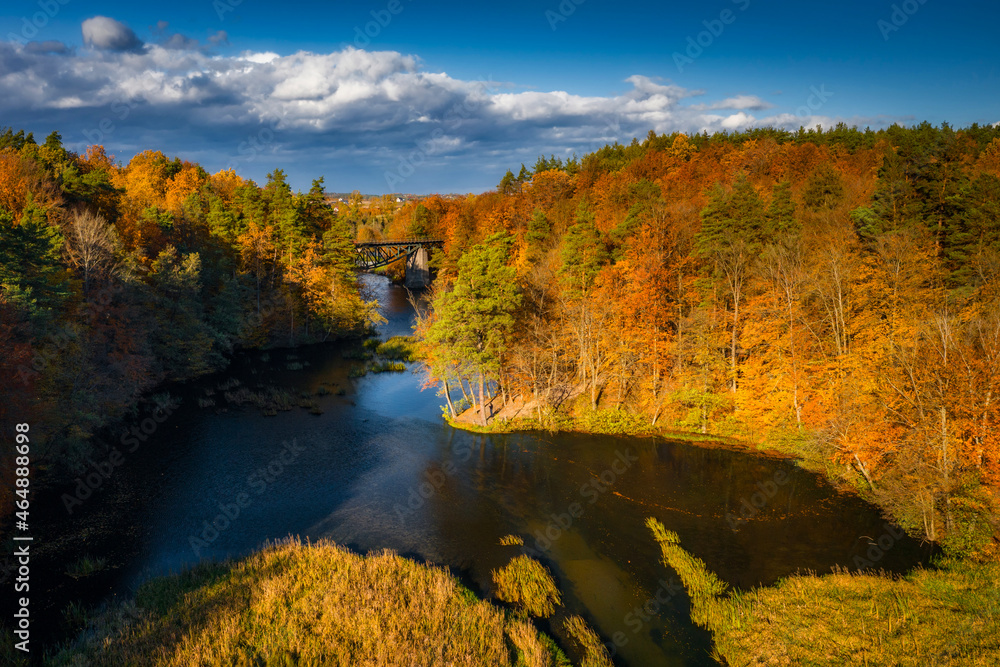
<box><xmin>453</xmin><ymin>399</ymin><xmax>1000</xmax><ymax>664</ymax></box>
<box><xmin>647</xmin><ymin>518</ymin><xmax>1000</xmax><ymax>666</ymax></box>
<box><xmin>449</xmin><ymin>396</ymin><xmax>800</xmax><ymax>462</ymax></box>
<box><xmin>39</xmin><ymin>539</ymin><xmax>571</xmax><ymax>667</ymax></box>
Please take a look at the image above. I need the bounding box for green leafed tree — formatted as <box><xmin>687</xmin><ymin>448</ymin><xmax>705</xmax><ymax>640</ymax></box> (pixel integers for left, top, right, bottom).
<box><xmin>525</xmin><ymin>209</ymin><xmax>551</xmax><ymax>265</ymax></box>
<box><xmin>696</xmin><ymin>175</ymin><xmax>766</xmax><ymax>392</ymax></box>
<box><xmin>426</xmin><ymin>231</ymin><xmax>521</xmax><ymax>426</ymax></box>
<box><xmin>498</xmin><ymin>169</ymin><xmax>517</xmax><ymax>196</ymax></box>
<box><xmin>559</xmin><ymin>202</ymin><xmax>610</xmax><ymax>408</ymax></box>
<box><xmin>0</xmin><ymin>204</ymin><xmax>69</xmax><ymax>320</ymax></box>
<box><xmin>765</xmin><ymin>180</ymin><xmax>798</xmax><ymax>238</ymax></box>
<box><xmin>802</xmin><ymin>164</ymin><xmax>845</xmax><ymax>212</ymax></box>
<box><xmin>559</xmin><ymin>201</ymin><xmax>608</xmax><ymax>297</ymax></box>
<box><xmin>145</xmin><ymin>247</ymin><xmax>220</xmax><ymax>379</ymax></box>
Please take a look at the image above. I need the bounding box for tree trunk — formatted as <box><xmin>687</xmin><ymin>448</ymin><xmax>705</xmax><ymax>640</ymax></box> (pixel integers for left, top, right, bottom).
<box><xmin>478</xmin><ymin>373</ymin><xmax>488</xmax><ymax>427</ymax></box>
<box><xmin>443</xmin><ymin>378</ymin><xmax>456</xmax><ymax>419</ymax></box>
<box><xmin>787</xmin><ymin>299</ymin><xmax>803</xmax><ymax>431</ymax></box>
<box><xmin>854</xmin><ymin>453</ymin><xmax>876</xmax><ymax>491</ymax></box>
<box><xmin>730</xmin><ymin>289</ymin><xmax>740</xmax><ymax>393</ymax></box>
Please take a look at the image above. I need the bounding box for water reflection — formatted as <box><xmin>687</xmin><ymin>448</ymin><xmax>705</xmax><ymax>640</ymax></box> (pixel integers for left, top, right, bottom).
<box><xmin>27</xmin><ymin>275</ymin><xmax>930</xmax><ymax>666</ymax></box>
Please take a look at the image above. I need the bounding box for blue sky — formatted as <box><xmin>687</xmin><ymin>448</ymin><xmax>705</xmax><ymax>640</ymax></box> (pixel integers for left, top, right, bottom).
<box><xmin>1</xmin><ymin>0</ymin><xmax>998</xmax><ymax>193</ymax></box>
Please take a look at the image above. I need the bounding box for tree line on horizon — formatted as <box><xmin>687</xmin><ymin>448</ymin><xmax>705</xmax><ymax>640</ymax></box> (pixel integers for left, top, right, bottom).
<box><xmin>394</xmin><ymin>122</ymin><xmax>1000</xmax><ymax>557</ymax></box>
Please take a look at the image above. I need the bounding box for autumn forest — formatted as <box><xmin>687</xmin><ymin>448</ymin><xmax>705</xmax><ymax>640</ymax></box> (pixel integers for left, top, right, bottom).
<box><xmin>402</xmin><ymin>123</ymin><xmax>1000</xmax><ymax>557</ymax></box>
<box><xmin>2</xmin><ymin>121</ymin><xmax>1000</xmax><ymax>664</ymax></box>
<box><xmin>0</xmin><ymin>128</ymin><xmax>381</xmax><ymax>524</ymax></box>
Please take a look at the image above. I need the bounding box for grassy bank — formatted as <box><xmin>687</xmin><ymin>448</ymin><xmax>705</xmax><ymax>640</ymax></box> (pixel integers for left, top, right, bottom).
<box><xmin>47</xmin><ymin>539</ymin><xmax>569</xmax><ymax>667</ymax></box>
<box><xmin>449</xmin><ymin>404</ymin><xmax>757</xmax><ymax>452</ymax></box>
<box><xmin>647</xmin><ymin>518</ymin><xmax>1000</xmax><ymax>666</ymax></box>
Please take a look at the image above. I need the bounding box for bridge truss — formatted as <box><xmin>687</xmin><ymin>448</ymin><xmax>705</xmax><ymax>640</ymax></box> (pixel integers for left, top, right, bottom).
<box><xmin>354</xmin><ymin>238</ymin><xmax>443</xmax><ymax>270</ymax></box>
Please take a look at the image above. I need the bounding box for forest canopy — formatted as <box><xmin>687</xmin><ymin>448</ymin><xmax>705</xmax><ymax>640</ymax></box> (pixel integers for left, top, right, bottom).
<box><xmin>2</xmin><ymin>121</ymin><xmax>999</xmax><ymax>557</ymax></box>
<box><xmin>399</xmin><ymin>122</ymin><xmax>1000</xmax><ymax>557</ymax></box>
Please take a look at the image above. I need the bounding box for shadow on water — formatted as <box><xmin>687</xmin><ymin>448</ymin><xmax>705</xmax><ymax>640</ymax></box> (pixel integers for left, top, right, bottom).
<box><xmin>18</xmin><ymin>274</ymin><xmax>934</xmax><ymax>666</ymax></box>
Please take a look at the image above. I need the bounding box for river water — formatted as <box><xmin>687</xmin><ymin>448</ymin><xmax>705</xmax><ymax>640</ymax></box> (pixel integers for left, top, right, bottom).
<box><xmin>21</xmin><ymin>275</ymin><xmax>932</xmax><ymax>666</ymax></box>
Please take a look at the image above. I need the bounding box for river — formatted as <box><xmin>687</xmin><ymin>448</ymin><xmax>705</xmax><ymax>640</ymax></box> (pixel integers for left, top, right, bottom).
<box><xmin>20</xmin><ymin>274</ymin><xmax>932</xmax><ymax>666</ymax></box>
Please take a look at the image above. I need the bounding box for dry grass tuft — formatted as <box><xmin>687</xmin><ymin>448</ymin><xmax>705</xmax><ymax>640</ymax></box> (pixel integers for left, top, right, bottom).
<box><xmin>646</xmin><ymin>517</ymin><xmax>1000</xmax><ymax>667</ymax></box>
<box><xmin>50</xmin><ymin>539</ymin><xmax>566</xmax><ymax>666</ymax></box>
<box><xmin>492</xmin><ymin>555</ymin><xmax>562</xmax><ymax>619</ymax></box>
<box><xmin>562</xmin><ymin>615</ymin><xmax>613</xmax><ymax>667</ymax></box>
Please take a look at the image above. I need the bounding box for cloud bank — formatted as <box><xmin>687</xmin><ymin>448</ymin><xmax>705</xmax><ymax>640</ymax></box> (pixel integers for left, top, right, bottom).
<box><xmin>1</xmin><ymin>17</ymin><xmax>874</xmax><ymax>191</ymax></box>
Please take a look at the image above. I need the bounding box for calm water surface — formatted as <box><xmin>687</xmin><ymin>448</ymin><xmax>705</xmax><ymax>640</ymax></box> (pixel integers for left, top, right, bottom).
<box><xmin>23</xmin><ymin>275</ymin><xmax>932</xmax><ymax>666</ymax></box>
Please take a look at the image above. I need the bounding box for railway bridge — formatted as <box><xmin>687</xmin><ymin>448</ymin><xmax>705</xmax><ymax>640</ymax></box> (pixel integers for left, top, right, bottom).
<box><xmin>354</xmin><ymin>238</ymin><xmax>443</xmax><ymax>288</ymax></box>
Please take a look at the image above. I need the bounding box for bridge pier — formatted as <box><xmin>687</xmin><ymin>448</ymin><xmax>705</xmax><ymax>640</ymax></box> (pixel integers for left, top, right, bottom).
<box><xmin>354</xmin><ymin>238</ymin><xmax>441</xmax><ymax>286</ymax></box>
<box><xmin>404</xmin><ymin>246</ymin><xmax>430</xmax><ymax>288</ymax></box>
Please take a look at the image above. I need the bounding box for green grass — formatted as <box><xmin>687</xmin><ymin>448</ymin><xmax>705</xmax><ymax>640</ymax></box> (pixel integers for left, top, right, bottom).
<box><xmin>65</xmin><ymin>555</ymin><xmax>108</xmax><ymax>579</ymax></box>
<box><xmin>448</xmin><ymin>406</ymin><xmax>744</xmax><ymax>449</ymax></box>
<box><xmin>370</xmin><ymin>360</ymin><xmax>407</xmax><ymax>373</ymax></box>
<box><xmin>341</xmin><ymin>347</ymin><xmax>373</xmax><ymax>361</ymax></box>
<box><xmin>50</xmin><ymin>539</ymin><xmax>569</xmax><ymax>667</ymax></box>
<box><xmin>375</xmin><ymin>336</ymin><xmax>420</xmax><ymax>362</ymax></box>
<box><xmin>343</xmin><ymin>337</ymin><xmax>416</xmax><ymax>378</ymax></box>
<box><xmin>646</xmin><ymin>518</ymin><xmax>1000</xmax><ymax>666</ymax></box>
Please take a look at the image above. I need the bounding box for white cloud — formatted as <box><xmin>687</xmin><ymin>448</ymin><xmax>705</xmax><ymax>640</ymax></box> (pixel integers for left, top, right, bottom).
<box><xmin>240</xmin><ymin>51</ymin><xmax>280</xmax><ymax>64</ymax></box>
<box><xmin>0</xmin><ymin>23</ymin><xmax>903</xmax><ymax>191</ymax></box>
<box><xmin>719</xmin><ymin>112</ymin><xmax>756</xmax><ymax>130</ymax></box>
<box><xmin>81</xmin><ymin>16</ymin><xmax>143</xmax><ymax>52</ymax></box>
<box><xmin>0</xmin><ymin>38</ymin><xmax>867</xmax><ymax>141</ymax></box>
<box><xmin>694</xmin><ymin>95</ymin><xmax>773</xmax><ymax>111</ymax></box>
